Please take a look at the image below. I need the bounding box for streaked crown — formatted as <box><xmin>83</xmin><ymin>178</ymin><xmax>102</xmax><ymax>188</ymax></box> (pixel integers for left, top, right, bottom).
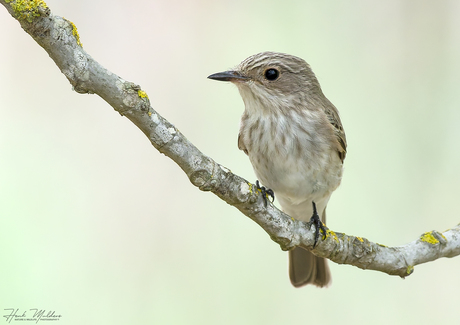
<box><xmin>235</xmin><ymin>52</ymin><xmax>321</xmax><ymax>96</ymax></box>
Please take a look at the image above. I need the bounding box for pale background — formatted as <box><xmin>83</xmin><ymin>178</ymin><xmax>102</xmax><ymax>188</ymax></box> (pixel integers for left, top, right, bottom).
<box><xmin>1</xmin><ymin>1</ymin><xmax>460</xmax><ymax>324</ymax></box>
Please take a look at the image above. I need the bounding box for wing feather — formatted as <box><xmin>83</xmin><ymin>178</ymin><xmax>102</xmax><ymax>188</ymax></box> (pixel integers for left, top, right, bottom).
<box><xmin>324</xmin><ymin>103</ymin><xmax>347</xmax><ymax>162</ymax></box>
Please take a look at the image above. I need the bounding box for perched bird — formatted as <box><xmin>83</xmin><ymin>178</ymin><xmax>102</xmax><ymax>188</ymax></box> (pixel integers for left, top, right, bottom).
<box><xmin>208</xmin><ymin>52</ymin><xmax>346</xmax><ymax>288</ymax></box>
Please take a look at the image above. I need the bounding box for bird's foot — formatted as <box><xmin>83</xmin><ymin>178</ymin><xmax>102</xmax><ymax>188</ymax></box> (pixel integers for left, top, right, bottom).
<box><xmin>255</xmin><ymin>180</ymin><xmax>274</xmax><ymax>207</ymax></box>
<box><xmin>309</xmin><ymin>201</ymin><xmax>327</xmax><ymax>248</ymax></box>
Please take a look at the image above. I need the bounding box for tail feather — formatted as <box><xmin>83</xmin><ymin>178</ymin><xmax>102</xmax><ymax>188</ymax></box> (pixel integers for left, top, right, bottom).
<box><xmin>288</xmin><ymin>208</ymin><xmax>331</xmax><ymax>288</ymax></box>
<box><xmin>289</xmin><ymin>247</ymin><xmax>331</xmax><ymax>287</ymax></box>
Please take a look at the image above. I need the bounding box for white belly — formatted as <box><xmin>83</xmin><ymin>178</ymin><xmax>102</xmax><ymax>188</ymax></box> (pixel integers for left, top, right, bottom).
<box><xmin>249</xmin><ymin>148</ymin><xmax>342</xmax><ymax>220</ymax></box>
<box><xmin>242</xmin><ymin>113</ymin><xmax>343</xmax><ymax>222</ymax></box>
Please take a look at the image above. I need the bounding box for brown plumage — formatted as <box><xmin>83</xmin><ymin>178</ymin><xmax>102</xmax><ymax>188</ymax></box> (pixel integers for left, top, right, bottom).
<box><xmin>209</xmin><ymin>52</ymin><xmax>346</xmax><ymax>288</ymax></box>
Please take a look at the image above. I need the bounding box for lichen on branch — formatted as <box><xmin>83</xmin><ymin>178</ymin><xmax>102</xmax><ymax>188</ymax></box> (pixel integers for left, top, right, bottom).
<box><xmin>5</xmin><ymin>0</ymin><xmax>48</xmax><ymax>22</ymax></box>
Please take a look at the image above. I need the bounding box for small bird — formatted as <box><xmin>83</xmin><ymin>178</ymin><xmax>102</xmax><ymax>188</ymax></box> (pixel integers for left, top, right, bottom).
<box><xmin>208</xmin><ymin>52</ymin><xmax>346</xmax><ymax>288</ymax></box>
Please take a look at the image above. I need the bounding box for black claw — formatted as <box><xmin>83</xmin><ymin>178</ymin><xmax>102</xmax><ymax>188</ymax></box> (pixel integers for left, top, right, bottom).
<box><xmin>310</xmin><ymin>201</ymin><xmax>327</xmax><ymax>248</ymax></box>
<box><xmin>255</xmin><ymin>180</ymin><xmax>275</xmax><ymax>207</ymax></box>
<box><xmin>266</xmin><ymin>188</ymin><xmax>275</xmax><ymax>202</ymax></box>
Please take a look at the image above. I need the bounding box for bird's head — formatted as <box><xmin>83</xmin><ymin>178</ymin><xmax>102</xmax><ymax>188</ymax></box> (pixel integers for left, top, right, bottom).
<box><xmin>208</xmin><ymin>52</ymin><xmax>323</xmax><ymax>114</ymax></box>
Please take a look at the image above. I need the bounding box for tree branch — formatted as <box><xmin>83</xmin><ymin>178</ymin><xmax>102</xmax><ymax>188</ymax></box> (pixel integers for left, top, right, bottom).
<box><xmin>2</xmin><ymin>0</ymin><xmax>459</xmax><ymax>279</ymax></box>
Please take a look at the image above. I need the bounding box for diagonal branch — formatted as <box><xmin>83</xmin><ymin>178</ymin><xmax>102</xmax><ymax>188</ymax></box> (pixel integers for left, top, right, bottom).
<box><xmin>2</xmin><ymin>0</ymin><xmax>459</xmax><ymax>279</ymax></box>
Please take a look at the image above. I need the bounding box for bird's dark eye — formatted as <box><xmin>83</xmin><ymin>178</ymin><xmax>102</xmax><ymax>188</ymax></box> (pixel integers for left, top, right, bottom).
<box><xmin>264</xmin><ymin>68</ymin><xmax>279</xmax><ymax>81</ymax></box>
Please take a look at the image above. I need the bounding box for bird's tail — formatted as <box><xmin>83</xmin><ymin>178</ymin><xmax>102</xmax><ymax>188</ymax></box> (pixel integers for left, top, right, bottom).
<box><xmin>289</xmin><ymin>247</ymin><xmax>331</xmax><ymax>287</ymax></box>
<box><xmin>288</xmin><ymin>207</ymin><xmax>331</xmax><ymax>288</ymax></box>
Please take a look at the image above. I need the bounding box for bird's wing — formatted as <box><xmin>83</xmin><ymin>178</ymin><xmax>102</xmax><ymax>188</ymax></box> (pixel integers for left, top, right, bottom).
<box><xmin>324</xmin><ymin>104</ymin><xmax>347</xmax><ymax>162</ymax></box>
<box><xmin>238</xmin><ymin>133</ymin><xmax>249</xmax><ymax>155</ymax></box>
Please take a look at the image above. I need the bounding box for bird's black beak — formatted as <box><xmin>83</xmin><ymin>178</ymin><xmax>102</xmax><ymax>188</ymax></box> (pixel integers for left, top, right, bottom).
<box><xmin>207</xmin><ymin>70</ymin><xmax>249</xmax><ymax>82</ymax></box>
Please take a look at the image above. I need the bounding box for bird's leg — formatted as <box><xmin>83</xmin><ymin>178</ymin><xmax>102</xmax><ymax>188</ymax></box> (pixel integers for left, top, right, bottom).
<box><xmin>255</xmin><ymin>180</ymin><xmax>275</xmax><ymax>207</ymax></box>
<box><xmin>309</xmin><ymin>201</ymin><xmax>327</xmax><ymax>248</ymax></box>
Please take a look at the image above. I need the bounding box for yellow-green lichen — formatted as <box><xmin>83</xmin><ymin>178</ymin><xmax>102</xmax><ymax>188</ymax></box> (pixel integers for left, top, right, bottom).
<box><xmin>6</xmin><ymin>0</ymin><xmax>48</xmax><ymax>23</ymax></box>
<box><xmin>356</xmin><ymin>236</ymin><xmax>364</xmax><ymax>243</ymax></box>
<box><xmin>138</xmin><ymin>90</ymin><xmax>149</xmax><ymax>99</ymax></box>
<box><xmin>326</xmin><ymin>229</ymin><xmax>339</xmax><ymax>243</ymax></box>
<box><xmin>420</xmin><ymin>231</ymin><xmax>439</xmax><ymax>245</ymax></box>
<box><xmin>68</xmin><ymin>20</ymin><xmax>83</xmax><ymax>47</ymax></box>
<box><xmin>406</xmin><ymin>265</ymin><xmax>414</xmax><ymax>275</ymax></box>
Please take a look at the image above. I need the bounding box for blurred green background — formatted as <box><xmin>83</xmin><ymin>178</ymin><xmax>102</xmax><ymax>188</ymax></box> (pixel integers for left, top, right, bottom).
<box><xmin>1</xmin><ymin>0</ymin><xmax>460</xmax><ymax>324</ymax></box>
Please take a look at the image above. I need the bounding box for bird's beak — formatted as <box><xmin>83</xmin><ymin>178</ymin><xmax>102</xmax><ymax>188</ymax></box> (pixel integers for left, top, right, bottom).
<box><xmin>207</xmin><ymin>70</ymin><xmax>249</xmax><ymax>82</ymax></box>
